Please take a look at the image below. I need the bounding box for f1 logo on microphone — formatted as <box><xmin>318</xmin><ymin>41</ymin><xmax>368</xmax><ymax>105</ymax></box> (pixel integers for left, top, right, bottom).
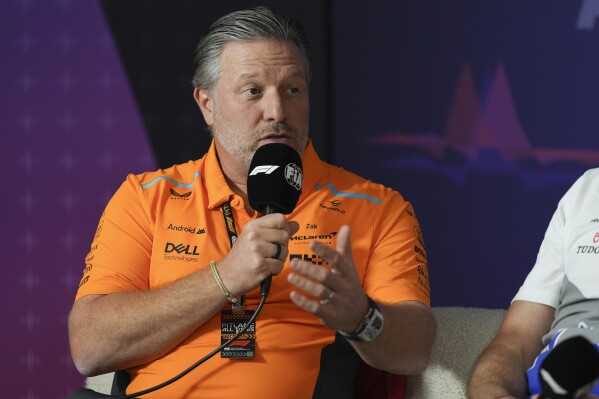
<box><xmin>249</xmin><ymin>165</ymin><xmax>279</xmax><ymax>175</ymax></box>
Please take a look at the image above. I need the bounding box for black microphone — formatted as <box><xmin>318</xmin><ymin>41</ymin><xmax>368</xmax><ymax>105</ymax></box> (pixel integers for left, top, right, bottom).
<box><xmin>538</xmin><ymin>335</ymin><xmax>599</xmax><ymax>399</ymax></box>
<box><xmin>247</xmin><ymin>143</ymin><xmax>303</xmax><ymax>296</ymax></box>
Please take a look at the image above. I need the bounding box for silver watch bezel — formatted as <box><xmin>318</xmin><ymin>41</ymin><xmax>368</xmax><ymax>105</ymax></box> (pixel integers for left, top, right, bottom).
<box><xmin>338</xmin><ymin>296</ymin><xmax>384</xmax><ymax>342</ymax></box>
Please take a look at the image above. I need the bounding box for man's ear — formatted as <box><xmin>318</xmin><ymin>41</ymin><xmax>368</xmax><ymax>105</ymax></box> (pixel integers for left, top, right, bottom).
<box><xmin>193</xmin><ymin>87</ymin><xmax>214</xmax><ymax>126</ymax></box>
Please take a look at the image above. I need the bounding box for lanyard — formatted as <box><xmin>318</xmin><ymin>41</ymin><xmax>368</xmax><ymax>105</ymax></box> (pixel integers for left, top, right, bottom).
<box><xmin>219</xmin><ymin>200</ymin><xmax>259</xmax><ymax>359</ymax></box>
<box><xmin>220</xmin><ymin>200</ymin><xmax>238</xmax><ymax>247</ymax></box>
<box><xmin>220</xmin><ymin>200</ymin><xmax>245</xmax><ymax>312</ymax></box>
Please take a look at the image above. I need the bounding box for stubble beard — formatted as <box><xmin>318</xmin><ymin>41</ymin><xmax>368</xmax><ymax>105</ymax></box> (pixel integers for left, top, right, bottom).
<box><xmin>211</xmin><ymin>115</ymin><xmax>260</xmax><ymax>169</ymax></box>
<box><xmin>212</xmin><ymin>113</ymin><xmax>309</xmax><ymax>170</ymax></box>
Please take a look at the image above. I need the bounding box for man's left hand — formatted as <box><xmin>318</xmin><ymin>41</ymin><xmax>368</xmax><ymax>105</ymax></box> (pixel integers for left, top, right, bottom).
<box><xmin>287</xmin><ymin>225</ymin><xmax>369</xmax><ymax>333</ymax></box>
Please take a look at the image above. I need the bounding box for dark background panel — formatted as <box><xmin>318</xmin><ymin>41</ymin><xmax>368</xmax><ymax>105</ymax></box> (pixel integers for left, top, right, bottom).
<box><xmin>100</xmin><ymin>0</ymin><xmax>332</xmax><ymax>169</ymax></box>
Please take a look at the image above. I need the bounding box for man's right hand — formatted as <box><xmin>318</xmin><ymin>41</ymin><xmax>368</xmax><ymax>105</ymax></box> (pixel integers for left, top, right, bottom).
<box><xmin>216</xmin><ymin>213</ymin><xmax>299</xmax><ymax>297</ymax></box>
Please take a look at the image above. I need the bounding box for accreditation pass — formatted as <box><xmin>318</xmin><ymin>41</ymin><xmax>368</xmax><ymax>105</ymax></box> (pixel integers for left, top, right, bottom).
<box><xmin>221</xmin><ymin>309</ymin><xmax>256</xmax><ymax>359</ymax></box>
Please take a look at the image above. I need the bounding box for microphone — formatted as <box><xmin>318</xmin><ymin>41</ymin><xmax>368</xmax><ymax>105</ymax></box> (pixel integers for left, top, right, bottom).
<box><xmin>538</xmin><ymin>335</ymin><xmax>599</xmax><ymax>399</ymax></box>
<box><xmin>247</xmin><ymin>143</ymin><xmax>303</xmax><ymax>296</ymax></box>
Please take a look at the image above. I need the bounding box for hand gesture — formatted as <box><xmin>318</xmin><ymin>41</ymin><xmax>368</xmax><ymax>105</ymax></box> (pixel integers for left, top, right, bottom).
<box><xmin>287</xmin><ymin>225</ymin><xmax>369</xmax><ymax>333</ymax></box>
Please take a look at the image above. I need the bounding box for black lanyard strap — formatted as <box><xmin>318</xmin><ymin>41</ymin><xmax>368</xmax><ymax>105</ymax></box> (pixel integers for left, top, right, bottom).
<box><xmin>220</xmin><ymin>201</ymin><xmax>244</xmax><ymax>311</ymax></box>
<box><xmin>221</xmin><ymin>201</ymin><xmax>238</xmax><ymax>248</ymax></box>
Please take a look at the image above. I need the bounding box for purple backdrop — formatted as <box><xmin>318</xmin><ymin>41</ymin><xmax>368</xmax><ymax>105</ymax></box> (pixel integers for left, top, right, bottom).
<box><xmin>1</xmin><ymin>1</ymin><xmax>154</xmax><ymax>397</ymax></box>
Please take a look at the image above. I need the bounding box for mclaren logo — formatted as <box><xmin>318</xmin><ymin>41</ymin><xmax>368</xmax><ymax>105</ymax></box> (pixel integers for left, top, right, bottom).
<box><xmin>170</xmin><ymin>188</ymin><xmax>191</xmax><ymax>200</ymax></box>
<box><xmin>290</xmin><ymin>232</ymin><xmax>337</xmax><ymax>241</ymax></box>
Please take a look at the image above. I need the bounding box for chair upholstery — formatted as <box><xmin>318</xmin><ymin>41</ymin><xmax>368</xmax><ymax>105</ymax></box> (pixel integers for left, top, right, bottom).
<box><xmin>406</xmin><ymin>307</ymin><xmax>506</xmax><ymax>398</ymax></box>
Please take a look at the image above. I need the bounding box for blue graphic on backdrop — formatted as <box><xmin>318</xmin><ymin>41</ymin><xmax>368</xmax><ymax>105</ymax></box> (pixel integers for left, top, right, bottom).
<box><xmin>368</xmin><ymin>64</ymin><xmax>599</xmax><ymax>188</ymax></box>
<box><xmin>577</xmin><ymin>0</ymin><xmax>599</xmax><ymax>30</ymax></box>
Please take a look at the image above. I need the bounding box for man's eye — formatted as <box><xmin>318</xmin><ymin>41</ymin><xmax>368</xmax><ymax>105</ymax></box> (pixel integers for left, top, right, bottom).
<box><xmin>245</xmin><ymin>87</ymin><xmax>260</xmax><ymax>96</ymax></box>
<box><xmin>289</xmin><ymin>87</ymin><xmax>300</xmax><ymax>94</ymax></box>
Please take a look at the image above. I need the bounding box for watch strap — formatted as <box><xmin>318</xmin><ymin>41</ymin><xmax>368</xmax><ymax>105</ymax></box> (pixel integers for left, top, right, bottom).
<box><xmin>338</xmin><ymin>296</ymin><xmax>384</xmax><ymax>342</ymax></box>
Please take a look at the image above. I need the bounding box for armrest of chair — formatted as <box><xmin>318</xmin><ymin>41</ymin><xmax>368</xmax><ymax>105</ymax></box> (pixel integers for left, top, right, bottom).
<box><xmin>85</xmin><ymin>372</ymin><xmax>114</xmax><ymax>394</ymax></box>
<box><xmin>406</xmin><ymin>307</ymin><xmax>506</xmax><ymax>399</ymax></box>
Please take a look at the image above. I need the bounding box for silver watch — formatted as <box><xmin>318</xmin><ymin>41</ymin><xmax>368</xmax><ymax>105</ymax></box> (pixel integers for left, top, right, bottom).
<box><xmin>338</xmin><ymin>296</ymin><xmax>384</xmax><ymax>342</ymax></box>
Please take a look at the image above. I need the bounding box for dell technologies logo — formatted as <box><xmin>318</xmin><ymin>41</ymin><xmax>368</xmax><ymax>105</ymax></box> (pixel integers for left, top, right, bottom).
<box><xmin>164</xmin><ymin>242</ymin><xmax>199</xmax><ymax>256</ymax></box>
<box><xmin>163</xmin><ymin>242</ymin><xmax>200</xmax><ymax>263</ymax></box>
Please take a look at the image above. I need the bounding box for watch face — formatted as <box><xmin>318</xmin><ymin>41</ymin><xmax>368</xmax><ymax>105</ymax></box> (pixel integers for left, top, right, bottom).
<box><xmin>359</xmin><ymin>308</ymin><xmax>384</xmax><ymax>342</ymax></box>
<box><xmin>371</xmin><ymin>316</ymin><xmax>383</xmax><ymax>331</ymax></box>
<box><xmin>339</xmin><ymin>297</ymin><xmax>384</xmax><ymax>342</ymax></box>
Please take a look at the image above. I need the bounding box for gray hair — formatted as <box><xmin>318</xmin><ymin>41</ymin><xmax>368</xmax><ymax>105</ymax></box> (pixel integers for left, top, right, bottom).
<box><xmin>192</xmin><ymin>6</ymin><xmax>311</xmax><ymax>91</ymax></box>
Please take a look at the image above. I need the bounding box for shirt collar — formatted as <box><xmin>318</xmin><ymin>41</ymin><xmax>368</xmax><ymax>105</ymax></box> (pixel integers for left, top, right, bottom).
<box><xmin>203</xmin><ymin>139</ymin><xmax>326</xmax><ymax>210</ymax></box>
<box><xmin>204</xmin><ymin>140</ymin><xmax>236</xmax><ymax>209</ymax></box>
<box><xmin>297</xmin><ymin>140</ymin><xmax>326</xmax><ymax>204</ymax></box>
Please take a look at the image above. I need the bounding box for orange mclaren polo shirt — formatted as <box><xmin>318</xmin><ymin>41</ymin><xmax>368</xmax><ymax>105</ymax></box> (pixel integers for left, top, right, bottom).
<box><xmin>75</xmin><ymin>140</ymin><xmax>430</xmax><ymax>399</ymax></box>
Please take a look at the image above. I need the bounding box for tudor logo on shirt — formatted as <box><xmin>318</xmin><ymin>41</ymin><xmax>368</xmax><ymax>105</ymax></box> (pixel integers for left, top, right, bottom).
<box><xmin>576</xmin><ymin>245</ymin><xmax>599</xmax><ymax>254</ymax></box>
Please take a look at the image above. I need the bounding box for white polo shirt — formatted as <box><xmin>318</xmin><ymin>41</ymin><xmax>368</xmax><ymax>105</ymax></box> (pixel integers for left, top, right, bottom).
<box><xmin>513</xmin><ymin>168</ymin><xmax>599</xmax><ymax>345</ymax></box>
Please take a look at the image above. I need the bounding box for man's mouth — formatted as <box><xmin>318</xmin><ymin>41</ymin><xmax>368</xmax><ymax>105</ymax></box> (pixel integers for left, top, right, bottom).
<box><xmin>261</xmin><ymin>133</ymin><xmax>291</xmax><ymax>140</ymax></box>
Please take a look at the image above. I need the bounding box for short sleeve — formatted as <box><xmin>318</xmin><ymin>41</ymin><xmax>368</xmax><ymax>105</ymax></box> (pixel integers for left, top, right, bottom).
<box><xmin>75</xmin><ymin>174</ymin><xmax>154</xmax><ymax>302</ymax></box>
<box><xmin>363</xmin><ymin>190</ymin><xmax>431</xmax><ymax>307</ymax></box>
<box><xmin>513</xmin><ymin>169</ymin><xmax>599</xmax><ymax>308</ymax></box>
<box><xmin>512</xmin><ymin>206</ymin><xmax>565</xmax><ymax>308</ymax></box>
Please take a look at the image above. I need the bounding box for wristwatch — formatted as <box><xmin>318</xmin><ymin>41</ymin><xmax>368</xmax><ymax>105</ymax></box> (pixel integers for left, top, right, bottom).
<box><xmin>338</xmin><ymin>296</ymin><xmax>384</xmax><ymax>342</ymax></box>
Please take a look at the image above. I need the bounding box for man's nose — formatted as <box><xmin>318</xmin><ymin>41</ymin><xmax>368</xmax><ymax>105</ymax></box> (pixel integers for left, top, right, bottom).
<box><xmin>262</xmin><ymin>90</ymin><xmax>286</xmax><ymax>122</ymax></box>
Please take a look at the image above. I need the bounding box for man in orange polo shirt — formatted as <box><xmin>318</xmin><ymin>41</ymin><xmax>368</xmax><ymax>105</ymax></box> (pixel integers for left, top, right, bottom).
<box><xmin>68</xmin><ymin>6</ymin><xmax>435</xmax><ymax>398</ymax></box>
